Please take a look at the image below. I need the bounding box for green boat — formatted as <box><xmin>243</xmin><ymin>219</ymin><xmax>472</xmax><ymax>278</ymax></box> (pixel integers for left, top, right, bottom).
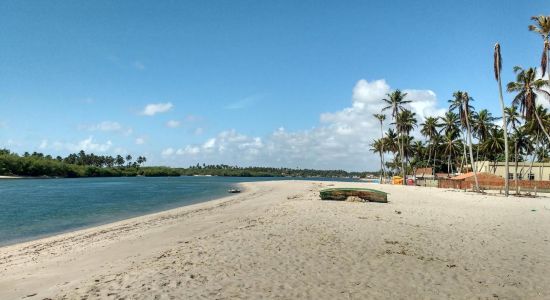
<box><xmin>320</xmin><ymin>188</ymin><xmax>388</xmax><ymax>203</ymax></box>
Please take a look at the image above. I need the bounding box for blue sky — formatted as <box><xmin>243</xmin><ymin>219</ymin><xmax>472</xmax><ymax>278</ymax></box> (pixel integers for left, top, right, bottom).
<box><xmin>0</xmin><ymin>0</ymin><xmax>548</xmax><ymax>170</ymax></box>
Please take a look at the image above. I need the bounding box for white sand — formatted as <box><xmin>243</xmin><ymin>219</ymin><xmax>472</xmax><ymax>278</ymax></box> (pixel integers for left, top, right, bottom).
<box><xmin>1</xmin><ymin>180</ymin><xmax>549</xmax><ymax>299</ymax></box>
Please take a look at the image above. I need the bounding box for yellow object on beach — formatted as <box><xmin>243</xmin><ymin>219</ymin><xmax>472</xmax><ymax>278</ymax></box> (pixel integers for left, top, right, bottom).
<box><xmin>392</xmin><ymin>176</ymin><xmax>403</xmax><ymax>185</ymax></box>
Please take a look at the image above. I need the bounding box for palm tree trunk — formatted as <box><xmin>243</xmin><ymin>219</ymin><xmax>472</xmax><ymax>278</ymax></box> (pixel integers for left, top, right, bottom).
<box><xmin>496</xmin><ymin>74</ymin><xmax>509</xmax><ymax>196</ymax></box>
<box><xmin>400</xmin><ymin>131</ymin><xmax>406</xmax><ymax>185</ymax></box>
<box><xmin>380</xmin><ymin>121</ymin><xmax>386</xmax><ymax>183</ymax></box>
<box><xmin>465</xmin><ymin>115</ymin><xmax>479</xmax><ymax>192</ymax></box>
<box><xmin>515</xmin><ymin>142</ymin><xmax>519</xmax><ymax>195</ymax></box>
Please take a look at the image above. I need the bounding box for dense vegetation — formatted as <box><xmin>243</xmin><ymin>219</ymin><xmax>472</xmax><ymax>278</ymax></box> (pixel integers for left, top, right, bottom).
<box><xmin>0</xmin><ymin>150</ymin><xmax>369</xmax><ymax>178</ymax></box>
<box><xmin>175</xmin><ymin>164</ymin><xmax>369</xmax><ymax>178</ymax></box>
<box><xmin>369</xmin><ymin>15</ymin><xmax>550</xmax><ymax>196</ymax></box>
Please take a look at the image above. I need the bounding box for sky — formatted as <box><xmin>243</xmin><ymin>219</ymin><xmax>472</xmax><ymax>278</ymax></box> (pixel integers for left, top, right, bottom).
<box><xmin>0</xmin><ymin>0</ymin><xmax>549</xmax><ymax>171</ymax></box>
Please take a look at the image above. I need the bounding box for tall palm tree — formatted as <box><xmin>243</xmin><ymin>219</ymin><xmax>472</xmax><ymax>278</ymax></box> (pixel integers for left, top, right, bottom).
<box><xmin>370</xmin><ymin>139</ymin><xmax>385</xmax><ymax>180</ymax></box>
<box><xmin>507</xmin><ymin>66</ymin><xmax>550</xmax><ymax>142</ymax></box>
<box><xmin>373</xmin><ymin>114</ymin><xmax>387</xmax><ymax>181</ymax></box>
<box><xmin>420</xmin><ymin>116</ymin><xmax>440</xmax><ymax>175</ymax></box>
<box><xmin>494</xmin><ymin>43</ymin><xmax>510</xmax><ymax>196</ymax></box>
<box><xmin>449</xmin><ymin>91</ymin><xmax>479</xmax><ymax>192</ymax></box>
<box><xmin>528</xmin><ymin>15</ymin><xmax>550</xmax><ymax>77</ymax></box>
<box><xmin>382</xmin><ymin>90</ymin><xmax>412</xmax><ymax>184</ymax></box>
<box><xmin>393</xmin><ymin>109</ymin><xmax>417</xmax><ymax>179</ymax></box>
<box><xmin>442</xmin><ymin>131</ymin><xmax>461</xmax><ymax>175</ymax></box>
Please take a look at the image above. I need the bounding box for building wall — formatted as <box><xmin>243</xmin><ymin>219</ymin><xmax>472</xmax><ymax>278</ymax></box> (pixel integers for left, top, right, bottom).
<box><xmin>438</xmin><ymin>177</ymin><xmax>550</xmax><ymax>192</ymax></box>
<box><xmin>472</xmin><ymin>161</ymin><xmax>550</xmax><ymax>181</ymax></box>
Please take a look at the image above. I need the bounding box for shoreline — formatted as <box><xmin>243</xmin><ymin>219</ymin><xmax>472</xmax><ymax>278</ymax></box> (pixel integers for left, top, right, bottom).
<box><xmin>1</xmin><ymin>180</ymin><xmax>549</xmax><ymax>299</ymax></box>
<box><xmin>0</xmin><ymin>182</ymin><xmax>248</xmax><ymax>250</ymax></box>
<box><xmin>0</xmin><ymin>182</ymin><xmax>244</xmax><ymax>248</ymax></box>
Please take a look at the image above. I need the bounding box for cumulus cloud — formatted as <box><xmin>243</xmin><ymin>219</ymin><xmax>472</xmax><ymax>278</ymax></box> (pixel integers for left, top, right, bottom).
<box><xmin>166</xmin><ymin>120</ymin><xmax>181</xmax><ymax>128</ymax></box>
<box><xmin>50</xmin><ymin>137</ymin><xmax>113</xmax><ymax>153</ymax></box>
<box><xmin>79</xmin><ymin>121</ymin><xmax>133</xmax><ymax>135</ymax></box>
<box><xmin>160</xmin><ymin>79</ymin><xmax>445</xmax><ymax>170</ymax></box>
<box><xmin>141</xmin><ymin>102</ymin><xmax>173</xmax><ymax>116</ymax></box>
<box><xmin>161</xmin><ymin>147</ymin><xmax>175</xmax><ymax>156</ymax></box>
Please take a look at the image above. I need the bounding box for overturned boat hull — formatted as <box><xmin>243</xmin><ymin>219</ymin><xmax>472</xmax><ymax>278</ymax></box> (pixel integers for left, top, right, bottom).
<box><xmin>320</xmin><ymin>188</ymin><xmax>388</xmax><ymax>203</ymax></box>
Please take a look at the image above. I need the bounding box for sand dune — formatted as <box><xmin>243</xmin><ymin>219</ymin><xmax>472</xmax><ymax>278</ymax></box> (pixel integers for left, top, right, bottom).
<box><xmin>1</xmin><ymin>180</ymin><xmax>549</xmax><ymax>299</ymax></box>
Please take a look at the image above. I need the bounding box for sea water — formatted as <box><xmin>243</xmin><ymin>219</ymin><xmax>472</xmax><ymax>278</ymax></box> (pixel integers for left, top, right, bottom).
<box><xmin>0</xmin><ymin>176</ymin><xmax>358</xmax><ymax>246</ymax></box>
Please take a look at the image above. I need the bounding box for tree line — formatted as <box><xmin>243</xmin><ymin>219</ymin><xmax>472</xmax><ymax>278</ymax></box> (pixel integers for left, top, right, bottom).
<box><xmin>370</xmin><ymin>15</ymin><xmax>550</xmax><ymax>196</ymax></box>
<box><xmin>0</xmin><ymin>149</ymin><xmax>371</xmax><ymax>178</ymax></box>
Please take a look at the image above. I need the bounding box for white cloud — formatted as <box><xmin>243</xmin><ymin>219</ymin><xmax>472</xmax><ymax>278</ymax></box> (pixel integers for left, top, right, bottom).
<box><xmin>166</xmin><ymin>120</ymin><xmax>181</xmax><ymax>128</ymax></box>
<box><xmin>161</xmin><ymin>148</ymin><xmax>175</xmax><ymax>156</ymax></box>
<box><xmin>141</xmin><ymin>102</ymin><xmax>173</xmax><ymax>116</ymax></box>
<box><xmin>135</xmin><ymin>137</ymin><xmax>146</xmax><ymax>145</ymax></box>
<box><xmin>80</xmin><ymin>121</ymin><xmax>133</xmax><ymax>135</ymax></box>
<box><xmin>160</xmin><ymin>79</ymin><xmax>444</xmax><ymax>170</ymax></box>
<box><xmin>51</xmin><ymin>137</ymin><xmax>113</xmax><ymax>153</ymax></box>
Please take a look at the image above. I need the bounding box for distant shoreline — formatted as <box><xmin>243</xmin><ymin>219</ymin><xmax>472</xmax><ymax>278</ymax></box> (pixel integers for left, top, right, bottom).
<box><xmin>0</xmin><ymin>175</ymin><xmax>24</xmax><ymax>179</ymax></box>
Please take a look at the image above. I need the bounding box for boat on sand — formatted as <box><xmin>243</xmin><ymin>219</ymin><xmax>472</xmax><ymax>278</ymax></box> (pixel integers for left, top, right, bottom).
<box><xmin>320</xmin><ymin>188</ymin><xmax>388</xmax><ymax>203</ymax></box>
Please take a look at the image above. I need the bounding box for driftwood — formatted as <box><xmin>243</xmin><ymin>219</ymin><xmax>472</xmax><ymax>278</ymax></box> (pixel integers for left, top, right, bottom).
<box><xmin>320</xmin><ymin>188</ymin><xmax>388</xmax><ymax>203</ymax></box>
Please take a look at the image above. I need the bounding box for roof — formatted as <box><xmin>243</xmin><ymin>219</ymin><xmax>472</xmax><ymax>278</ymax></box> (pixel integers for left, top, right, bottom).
<box><xmin>451</xmin><ymin>172</ymin><xmax>504</xmax><ymax>181</ymax></box>
<box><xmin>415</xmin><ymin>168</ymin><xmax>433</xmax><ymax>176</ymax></box>
<box><xmin>451</xmin><ymin>172</ymin><xmax>475</xmax><ymax>180</ymax></box>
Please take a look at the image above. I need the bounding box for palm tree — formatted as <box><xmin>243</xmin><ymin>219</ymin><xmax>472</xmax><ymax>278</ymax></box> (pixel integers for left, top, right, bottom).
<box><xmin>507</xmin><ymin>66</ymin><xmax>550</xmax><ymax>142</ymax></box>
<box><xmin>420</xmin><ymin>116</ymin><xmax>440</xmax><ymax>175</ymax></box>
<box><xmin>481</xmin><ymin>127</ymin><xmax>506</xmax><ymax>174</ymax></box>
<box><xmin>382</xmin><ymin>90</ymin><xmax>412</xmax><ymax>184</ymax></box>
<box><xmin>494</xmin><ymin>43</ymin><xmax>510</xmax><ymax>196</ymax></box>
<box><xmin>442</xmin><ymin>131</ymin><xmax>461</xmax><ymax>175</ymax></box>
<box><xmin>511</xmin><ymin>127</ymin><xmax>533</xmax><ymax>194</ymax></box>
<box><xmin>449</xmin><ymin>91</ymin><xmax>479</xmax><ymax>192</ymax></box>
<box><xmin>528</xmin><ymin>15</ymin><xmax>550</xmax><ymax>77</ymax></box>
<box><xmin>370</xmin><ymin>139</ymin><xmax>385</xmax><ymax>180</ymax></box>
<box><xmin>373</xmin><ymin>114</ymin><xmax>387</xmax><ymax>181</ymax></box>
<box><xmin>393</xmin><ymin>109</ymin><xmax>417</xmax><ymax>178</ymax></box>
<box><xmin>472</xmin><ymin>109</ymin><xmax>497</xmax><ymax>164</ymax></box>
<box><xmin>504</xmin><ymin>106</ymin><xmax>522</xmax><ymax>131</ymax></box>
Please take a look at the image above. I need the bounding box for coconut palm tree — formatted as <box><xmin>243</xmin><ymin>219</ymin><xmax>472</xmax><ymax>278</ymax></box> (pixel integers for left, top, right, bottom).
<box><xmin>449</xmin><ymin>91</ymin><xmax>479</xmax><ymax>191</ymax></box>
<box><xmin>382</xmin><ymin>90</ymin><xmax>412</xmax><ymax>184</ymax></box>
<box><xmin>507</xmin><ymin>66</ymin><xmax>550</xmax><ymax>142</ymax></box>
<box><xmin>472</xmin><ymin>109</ymin><xmax>497</xmax><ymax>162</ymax></box>
<box><xmin>370</xmin><ymin>139</ymin><xmax>385</xmax><ymax>180</ymax></box>
<box><xmin>393</xmin><ymin>109</ymin><xmax>417</xmax><ymax>179</ymax></box>
<box><xmin>494</xmin><ymin>43</ymin><xmax>510</xmax><ymax>196</ymax></box>
<box><xmin>442</xmin><ymin>131</ymin><xmax>461</xmax><ymax>175</ymax></box>
<box><xmin>373</xmin><ymin>114</ymin><xmax>387</xmax><ymax>181</ymax></box>
<box><xmin>528</xmin><ymin>15</ymin><xmax>550</xmax><ymax>77</ymax></box>
<box><xmin>481</xmin><ymin>127</ymin><xmax>506</xmax><ymax>174</ymax></box>
<box><xmin>511</xmin><ymin>126</ymin><xmax>533</xmax><ymax>194</ymax></box>
<box><xmin>420</xmin><ymin>116</ymin><xmax>440</xmax><ymax>175</ymax></box>
<box><xmin>504</xmin><ymin>106</ymin><xmax>522</xmax><ymax>131</ymax></box>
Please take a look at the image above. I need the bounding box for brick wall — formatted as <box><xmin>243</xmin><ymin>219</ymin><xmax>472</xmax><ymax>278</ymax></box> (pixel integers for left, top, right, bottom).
<box><xmin>438</xmin><ymin>178</ymin><xmax>550</xmax><ymax>192</ymax></box>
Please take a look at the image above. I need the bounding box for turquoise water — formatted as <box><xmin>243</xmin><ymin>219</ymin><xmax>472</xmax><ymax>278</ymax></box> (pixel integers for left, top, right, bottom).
<box><xmin>0</xmin><ymin>176</ymin><xmax>359</xmax><ymax>246</ymax></box>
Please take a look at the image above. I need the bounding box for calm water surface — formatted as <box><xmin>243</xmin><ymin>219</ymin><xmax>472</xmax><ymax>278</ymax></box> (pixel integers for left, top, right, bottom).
<box><xmin>0</xmin><ymin>176</ymin><xmax>358</xmax><ymax>246</ymax></box>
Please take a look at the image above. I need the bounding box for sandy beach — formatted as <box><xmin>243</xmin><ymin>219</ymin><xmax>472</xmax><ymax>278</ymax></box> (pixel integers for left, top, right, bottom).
<box><xmin>1</xmin><ymin>180</ymin><xmax>549</xmax><ymax>299</ymax></box>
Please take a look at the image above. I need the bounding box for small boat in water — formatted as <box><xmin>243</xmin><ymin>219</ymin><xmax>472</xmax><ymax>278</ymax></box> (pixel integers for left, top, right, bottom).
<box><xmin>228</xmin><ymin>188</ymin><xmax>241</xmax><ymax>193</ymax></box>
